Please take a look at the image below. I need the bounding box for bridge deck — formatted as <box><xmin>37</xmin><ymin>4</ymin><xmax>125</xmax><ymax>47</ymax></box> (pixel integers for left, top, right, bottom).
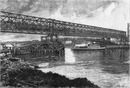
<box><xmin>0</xmin><ymin>11</ymin><xmax>126</xmax><ymax>39</ymax></box>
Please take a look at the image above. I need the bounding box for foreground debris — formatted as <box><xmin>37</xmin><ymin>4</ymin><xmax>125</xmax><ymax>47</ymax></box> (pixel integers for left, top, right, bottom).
<box><xmin>0</xmin><ymin>58</ymin><xmax>99</xmax><ymax>88</ymax></box>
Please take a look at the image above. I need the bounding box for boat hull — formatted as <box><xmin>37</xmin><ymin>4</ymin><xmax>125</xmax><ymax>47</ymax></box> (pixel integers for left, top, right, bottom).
<box><xmin>71</xmin><ymin>47</ymin><xmax>105</xmax><ymax>51</ymax></box>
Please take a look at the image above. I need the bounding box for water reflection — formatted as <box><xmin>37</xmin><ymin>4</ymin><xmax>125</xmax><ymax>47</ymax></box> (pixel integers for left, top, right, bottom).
<box><xmin>100</xmin><ymin>49</ymin><xmax>129</xmax><ymax>74</ymax></box>
<box><xmin>18</xmin><ymin>47</ymin><xmax>129</xmax><ymax>75</ymax></box>
<box><xmin>73</xmin><ymin>49</ymin><xmax>129</xmax><ymax>74</ymax></box>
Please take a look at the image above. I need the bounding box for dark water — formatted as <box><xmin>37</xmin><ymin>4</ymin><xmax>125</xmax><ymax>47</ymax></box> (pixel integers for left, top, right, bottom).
<box><xmin>74</xmin><ymin>49</ymin><xmax>129</xmax><ymax>74</ymax></box>
<box><xmin>40</xmin><ymin>48</ymin><xmax>130</xmax><ymax>88</ymax></box>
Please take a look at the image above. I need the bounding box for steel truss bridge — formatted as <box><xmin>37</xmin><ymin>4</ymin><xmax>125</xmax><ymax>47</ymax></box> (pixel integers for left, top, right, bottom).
<box><xmin>0</xmin><ymin>11</ymin><xmax>127</xmax><ymax>40</ymax></box>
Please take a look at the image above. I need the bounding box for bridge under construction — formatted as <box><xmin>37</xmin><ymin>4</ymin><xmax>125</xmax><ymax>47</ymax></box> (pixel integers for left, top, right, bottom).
<box><xmin>0</xmin><ymin>11</ymin><xmax>127</xmax><ymax>39</ymax></box>
<box><xmin>0</xmin><ymin>11</ymin><xmax>129</xmax><ymax>61</ymax></box>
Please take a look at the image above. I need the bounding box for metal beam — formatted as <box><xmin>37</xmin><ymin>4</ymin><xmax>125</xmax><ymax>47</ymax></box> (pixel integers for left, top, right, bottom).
<box><xmin>0</xmin><ymin>11</ymin><xmax>127</xmax><ymax>39</ymax></box>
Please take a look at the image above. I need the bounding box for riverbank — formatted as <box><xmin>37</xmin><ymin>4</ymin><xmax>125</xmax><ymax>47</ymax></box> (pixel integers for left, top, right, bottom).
<box><xmin>0</xmin><ymin>57</ymin><xmax>99</xmax><ymax>88</ymax></box>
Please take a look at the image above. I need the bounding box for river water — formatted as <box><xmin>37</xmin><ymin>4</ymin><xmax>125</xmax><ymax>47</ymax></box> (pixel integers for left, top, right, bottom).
<box><xmin>39</xmin><ymin>48</ymin><xmax>129</xmax><ymax>88</ymax></box>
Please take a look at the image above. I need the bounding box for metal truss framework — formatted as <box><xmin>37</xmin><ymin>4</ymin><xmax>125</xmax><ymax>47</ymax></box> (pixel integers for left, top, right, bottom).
<box><xmin>0</xmin><ymin>11</ymin><xmax>127</xmax><ymax>39</ymax></box>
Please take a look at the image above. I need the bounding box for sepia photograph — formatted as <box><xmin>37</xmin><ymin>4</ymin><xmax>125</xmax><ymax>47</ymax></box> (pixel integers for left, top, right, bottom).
<box><xmin>0</xmin><ymin>0</ymin><xmax>130</xmax><ymax>88</ymax></box>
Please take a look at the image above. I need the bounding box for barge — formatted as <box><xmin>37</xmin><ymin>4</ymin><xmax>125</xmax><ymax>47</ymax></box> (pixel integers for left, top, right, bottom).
<box><xmin>71</xmin><ymin>43</ymin><xmax>105</xmax><ymax>51</ymax></box>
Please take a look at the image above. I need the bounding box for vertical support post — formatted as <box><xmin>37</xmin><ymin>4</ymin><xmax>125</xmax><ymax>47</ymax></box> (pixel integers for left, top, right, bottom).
<box><xmin>127</xmin><ymin>23</ymin><xmax>130</xmax><ymax>44</ymax></box>
<box><xmin>48</xmin><ymin>18</ymin><xmax>55</xmax><ymax>42</ymax></box>
<box><xmin>127</xmin><ymin>23</ymin><xmax>130</xmax><ymax>37</ymax></box>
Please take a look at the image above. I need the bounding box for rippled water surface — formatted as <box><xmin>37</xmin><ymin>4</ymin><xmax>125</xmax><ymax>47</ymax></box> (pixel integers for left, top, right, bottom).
<box><xmin>40</xmin><ymin>48</ymin><xmax>130</xmax><ymax>88</ymax></box>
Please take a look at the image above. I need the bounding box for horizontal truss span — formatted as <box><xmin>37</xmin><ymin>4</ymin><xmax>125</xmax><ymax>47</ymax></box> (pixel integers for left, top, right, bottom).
<box><xmin>0</xmin><ymin>11</ymin><xmax>126</xmax><ymax>39</ymax></box>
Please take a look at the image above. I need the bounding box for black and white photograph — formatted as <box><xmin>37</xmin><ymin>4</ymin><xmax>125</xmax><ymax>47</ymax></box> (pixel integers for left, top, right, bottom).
<box><xmin>0</xmin><ymin>0</ymin><xmax>130</xmax><ymax>88</ymax></box>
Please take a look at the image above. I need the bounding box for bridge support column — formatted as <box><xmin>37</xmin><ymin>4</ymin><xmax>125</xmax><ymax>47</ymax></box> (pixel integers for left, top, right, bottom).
<box><xmin>127</xmin><ymin>23</ymin><xmax>130</xmax><ymax>44</ymax></box>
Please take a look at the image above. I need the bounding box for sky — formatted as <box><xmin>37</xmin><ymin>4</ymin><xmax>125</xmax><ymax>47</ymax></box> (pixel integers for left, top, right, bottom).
<box><xmin>0</xmin><ymin>0</ymin><xmax>130</xmax><ymax>42</ymax></box>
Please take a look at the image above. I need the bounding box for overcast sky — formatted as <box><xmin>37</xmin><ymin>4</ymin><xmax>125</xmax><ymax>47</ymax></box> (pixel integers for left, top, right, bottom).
<box><xmin>0</xmin><ymin>0</ymin><xmax>130</xmax><ymax>42</ymax></box>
